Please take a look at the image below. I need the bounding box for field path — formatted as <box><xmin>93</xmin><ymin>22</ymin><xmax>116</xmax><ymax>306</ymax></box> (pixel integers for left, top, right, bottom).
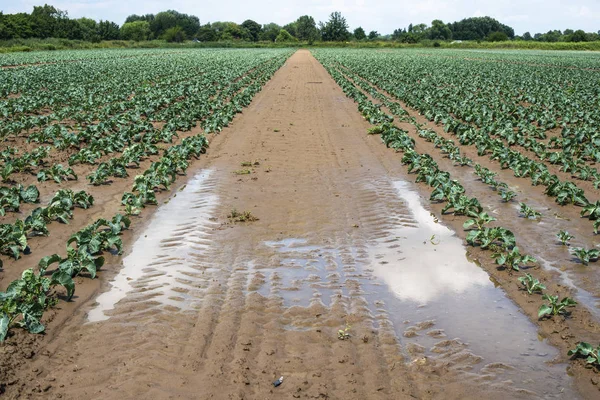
<box><xmin>5</xmin><ymin>50</ymin><xmax>581</xmax><ymax>399</ymax></box>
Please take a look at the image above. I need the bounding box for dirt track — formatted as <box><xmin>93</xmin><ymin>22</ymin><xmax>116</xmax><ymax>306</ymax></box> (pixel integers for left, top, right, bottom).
<box><xmin>3</xmin><ymin>50</ymin><xmax>594</xmax><ymax>399</ymax></box>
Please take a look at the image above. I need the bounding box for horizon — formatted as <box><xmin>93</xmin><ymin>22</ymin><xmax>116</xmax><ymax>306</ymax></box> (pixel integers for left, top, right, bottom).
<box><xmin>1</xmin><ymin>0</ymin><xmax>599</xmax><ymax>36</ymax></box>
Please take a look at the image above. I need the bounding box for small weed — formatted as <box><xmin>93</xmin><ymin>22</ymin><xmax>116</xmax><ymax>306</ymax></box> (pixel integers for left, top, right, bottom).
<box><xmin>338</xmin><ymin>324</ymin><xmax>351</xmax><ymax>340</ymax></box>
<box><xmin>233</xmin><ymin>169</ymin><xmax>252</xmax><ymax>175</ymax></box>
<box><xmin>228</xmin><ymin>208</ymin><xmax>258</xmax><ymax>222</ymax></box>
<box><xmin>240</xmin><ymin>161</ymin><xmax>252</xmax><ymax>167</ymax></box>
<box><xmin>273</xmin><ymin>129</ymin><xmax>280</xmax><ymax>132</ymax></box>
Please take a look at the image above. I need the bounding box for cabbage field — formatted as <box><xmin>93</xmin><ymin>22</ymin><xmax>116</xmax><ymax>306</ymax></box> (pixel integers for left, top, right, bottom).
<box><xmin>312</xmin><ymin>48</ymin><xmax>600</xmax><ymax>370</ymax></box>
<box><xmin>2</xmin><ymin>47</ymin><xmax>600</xmax><ymax>398</ymax></box>
<box><xmin>0</xmin><ymin>48</ymin><xmax>293</xmax><ymax>340</ymax></box>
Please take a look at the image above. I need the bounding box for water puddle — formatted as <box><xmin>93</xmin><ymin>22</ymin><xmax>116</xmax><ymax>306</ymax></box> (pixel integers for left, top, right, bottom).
<box><xmin>538</xmin><ymin>256</ymin><xmax>600</xmax><ymax>320</ymax></box>
<box><xmin>87</xmin><ymin>169</ymin><xmax>218</xmax><ymax>322</ymax></box>
<box><xmin>260</xmin><ymin>239</ymin><xmax>345</xmax><ymax>307</ymax></box>
<box><xmin>255</xmin><ymin>179</ymin><xmax>578</xmax><ymax>397</ymax></box>
<box><xmin>366</xmin><ymin>181</ymin><xmax>577</xmax><ymax>397</ymax></box>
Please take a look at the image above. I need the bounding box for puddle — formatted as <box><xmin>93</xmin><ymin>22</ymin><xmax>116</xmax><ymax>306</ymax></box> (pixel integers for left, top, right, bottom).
<box><xmin>260</xmin><ymin>239</ymin><xmax>345</xmax><ymax>307</ymax></box>
<box><xmin>366</xmin><ymin>181</ymin><xmax>577</xmax><ymax>397</ymax></box>
<box><xmin>87</xmin><ymin>169</ymin><xmax>218</xmax><ymax>322</ymax></box>
<box><xmin>538</xmin><ymin>256</ymin><xmax>600</xmax><ymax>320</ymax></box>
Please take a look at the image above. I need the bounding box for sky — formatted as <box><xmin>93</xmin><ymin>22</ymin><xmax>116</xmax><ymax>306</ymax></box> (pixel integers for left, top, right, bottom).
<box><xmin>1</xmin><ymin>0</ymin><xmax>599</xmax><ymax>35</ymax></box>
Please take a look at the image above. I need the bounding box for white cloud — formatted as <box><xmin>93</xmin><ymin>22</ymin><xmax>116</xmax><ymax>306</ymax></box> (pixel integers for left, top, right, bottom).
<box><xmin>0</xmin><ymin>0</ymin><xmax>599</xmax><ymax>35</ymax></box>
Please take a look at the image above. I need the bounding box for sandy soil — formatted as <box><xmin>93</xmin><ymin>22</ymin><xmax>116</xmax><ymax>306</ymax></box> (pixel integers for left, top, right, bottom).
<box><xmin>2</xmin><ymin>50</ymin><xmax>599</xmax><ymax>399</ymax></box>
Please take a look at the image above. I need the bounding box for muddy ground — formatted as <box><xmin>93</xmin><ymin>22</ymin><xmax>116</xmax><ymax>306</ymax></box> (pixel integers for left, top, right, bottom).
<box><xmin>2</xmin><ymin>50</ymin><xmax>600</xmax><ymax>399</ymax></box>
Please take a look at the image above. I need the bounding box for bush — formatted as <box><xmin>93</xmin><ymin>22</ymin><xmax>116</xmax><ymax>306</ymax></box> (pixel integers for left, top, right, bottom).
<box><xmin>162</xmin><ymin>26</ymin><xmax>186</xmax><ymax>43</ymax></box>
<box><xmin>275</xmin><ymin>29</ymin><xmax>297</xmax><ymax>42</ymax></box>
<box><xmin>487</xmin><ymin>31</ymin><xmax>509</xmax><ymax>42</ymax></box>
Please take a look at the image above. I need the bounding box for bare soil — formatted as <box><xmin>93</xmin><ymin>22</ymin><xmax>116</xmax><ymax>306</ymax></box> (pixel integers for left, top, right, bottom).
<box><xmin>2</xmin><ymin>50</ymin><xmax>600</xmax><ymax>399</ymax></box>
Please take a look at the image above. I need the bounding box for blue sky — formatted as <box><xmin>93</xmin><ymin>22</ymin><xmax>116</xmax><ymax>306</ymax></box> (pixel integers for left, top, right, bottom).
<box><xmin>2</xmin><ymin>0</ymin><xmax>599</xmax><ymax>35</ymax></box>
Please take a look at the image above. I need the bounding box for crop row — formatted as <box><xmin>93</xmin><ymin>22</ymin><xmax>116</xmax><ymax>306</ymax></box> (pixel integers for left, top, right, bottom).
<box><xmin>314</xmin><ymin>49</ymin><xmax>600</xmax><ymax>369</ymax></box>
<box><xmin>0</xmin><ymin>49</ymin><xmax>292</xmax><ymax>341</ymax></box>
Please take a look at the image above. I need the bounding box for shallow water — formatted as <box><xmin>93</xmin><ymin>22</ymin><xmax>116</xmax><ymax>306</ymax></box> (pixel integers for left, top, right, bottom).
<box><xmin>87</xmin><ymin>169</ymin><xmax>218</xmax><ymax>322</ymax></box>
<box><xmin>257</xmin><ymin>180</ymin><xmax>578</xmax><ymax>398</ymax></box>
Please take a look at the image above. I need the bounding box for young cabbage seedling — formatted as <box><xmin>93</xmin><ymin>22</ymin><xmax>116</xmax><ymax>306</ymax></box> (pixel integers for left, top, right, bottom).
<box><xmin>570</xmin><ymin>247</ymin><xmax>600</xmax><ymax>266</ymax></box>
<box><xmin>492</xmin><ymin>247</ymin><xmax>536</xmax><ymax>271</ymax></box>
<box><xmin>500</xmin><ymin>190</ymin><xmax>516</xmax><ymax>202</ymax></box>
<box><xmin>519</xmin><ymin>202</ymin><xmax>541</xmax><ymax>220</ymax></box>
<box><xmin>538</xmin><ymin>294</ymin><xmax>577</xmax><ymax>318</ymax></box>
<box><xmin>568</xmin><ymin>342</ymin><xmax>600</xmax><ymax>367</ymax></box>
<box><xmin>463</xmin><ymin>212</ymin><xmax>496</xmax><ymax>231</ymax></box>
<box><xmin>556</xmin><ymin>230</ymin><xmax>574</xmax><ymax>246</ymax></box>
<box><xmin>518</xmin><ymin>273</ymin><xmax>546</xmax><ymax>294</ymax></box>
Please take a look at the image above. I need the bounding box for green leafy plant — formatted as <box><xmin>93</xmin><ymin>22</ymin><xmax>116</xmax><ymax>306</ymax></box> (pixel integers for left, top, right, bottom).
<box><xmin>0</xmin><ymin>267</ymin><xmax>73</xmax><ymax>341</ymax></box>
<box><xmin>568</xmin><ymin>342</ymin><xmax>600</xmax><ymax>367</ymax></box>
<box><xmin>556</xmin><ymin>230</ymin><xmax>574</xmax><ymax>246</ymax></box>
<box><xmin>519</xmin><ymin>202</ymin><xmax>541</xmax><ymax>219</ymax></box>
<box><xmin>538</xmin><ymin>294</ymin><xmax>577</xmax><ymax>318</ymax></box>
<box><xmin>518</xmin><ymin>273</ymin><xmax>546</xmax><ymax>294</ymax></box>
<box><xmin>570</xmin><ymin>247</ymin><xmax>600</xmax><ymax>265</ymax></box>
<box><xmin>463</xmin><ymin>212</ymin><xmax>496</xmax><ymax>230</ymax></box>
<box><xmin>466</xmin><ymin>226</ymin><xmax>515</xmax><ymax>250</ymax></box>
<box><xmin>492</xmin><ymin>247</ymin><xmax>537</xmax><ymax>271</ymax></box>
<box><xmin>338</xmin><ymin>324</ymin><xmax>351</xmax><ymax>340</ymax></box>
<box><xmin>39</xmin><ymin>248</ymin><xmax>105</xmax><ymax>281</ymax></box>
<box><xmin>581</xmin><ymin>200</ymin><xmax>600</xmax><ymax>220</ymax></box>
<box><xmin>499</xmin><ymin>190</ymin><xmax>516</xmax><ymax>202</ymax></box>
<box><xmin>37</xmin><ymin>164</ymin><xmax>77</xmax><ymax>183</ymax></box>
<box><xmin>0</xmin><ymin>220</ymin><xmax>29</xmax><ymax>260</ymax></box>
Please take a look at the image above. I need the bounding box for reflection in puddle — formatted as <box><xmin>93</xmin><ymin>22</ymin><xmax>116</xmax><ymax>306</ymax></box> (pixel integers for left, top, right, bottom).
<box><xmin>372</xmin><ymin>182</ymin><xmax>490</xmax><ymax>303</ymax></box>
<box><xmin>87</xmin><ymin>170</ymin><xmax>218</xmax><ymax>322</ymax></box>
<box><xmin>367</xmin><ymin>180</ymin><xmax>577</xmax><ymax>398</ymax></box>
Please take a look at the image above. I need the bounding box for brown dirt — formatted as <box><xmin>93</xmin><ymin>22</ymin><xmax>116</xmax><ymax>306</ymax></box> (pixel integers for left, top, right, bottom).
<box><xmin>2</xmin><ymin>50</ymin><xmax>599</xmax><ymax>399</ymax></box>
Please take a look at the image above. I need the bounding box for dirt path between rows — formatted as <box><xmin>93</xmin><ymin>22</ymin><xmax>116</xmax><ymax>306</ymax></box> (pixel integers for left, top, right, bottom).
<box><xmin>4</xmin><ymin>50</ymin><xmax>589</xmax><ymax>399</ymax></box>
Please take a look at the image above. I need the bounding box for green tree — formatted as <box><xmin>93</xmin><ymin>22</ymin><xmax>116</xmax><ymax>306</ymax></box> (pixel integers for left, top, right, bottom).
<box><xmin>30</xmin><ymin>4</ymin><xmax>61</xmax><ymax>38</ymax></box>
<box><xmin>275</xmin><ymin>29</ymin><xmax>296</xmax><ymax>42</ymax></box>
<box><xmin>162</xmin><ymin>26</ymin><xmax>186</xmax><ymax>42</ymax></box>
<box><xmin>353</xmin><ymin>26</ymin><xmax>366</xmax><ymax>40</ymax></box>
<box><xmin>196</xmin><ymin>23</ymin><xmax>217</xmax><ymax>41</ymax></box>
<box><xmin>77</xmin><ymin>17</ymin><xmax>99</xmax><ymax>42</ymax></box>
<box><xmin>428</xmin><ymin>19</ymin><xmax>451</xmax><ymax>40</ymax></box>
<box><xmin>149</xmin><ymin>10</ymin><xmax>199</xmax><ymax>39</ymax></box>
<box><xmin>120</xmin><ymin>21</ymin><xmax>150</xmax><ymax>41</ymax></box>
<box><xmin>368</xmin><ymin>30</ymin><xmax>379</xmax><ymax>40</ymax></box>
<box><xmin>125</xmin><ymin>14</ymin><xmax>154</xmax><ymax>24</ymax></box>
<box><xmin>570</xmin><ymin>30</ymin><xmax>588</xmax><ymax>42</ymax></box>
<box><xmin>522</xmin><ymin>31</ymin><xmax>532</xmax><ymax>41</ymax></box>
<box><xmin>295</xmin><ymin>15</ymin><xmax>318</xmax><ymax>43</ymax></box>
<box><xmin>320</xmin><ymin>11</ymin><xmax>350</xmax><ymax>41</ymax></box>
<box><xmin>242</xmin><ymin>19</ymin><xmax>262</xmax><ymax>41</ymax></box>
<box><xmin>260</xmin><ymin>23</ymin><xmax>281</xmax><ymax>41</ymax></box>
<box><xmin>283</xmin><ymin>22</ymin><xmax>298</xmax><ymax>37</ymax></box>
<box><xmin>98</xmin><ymin>20</ymin><xmax>120</xmax><ymax>40</ymax></box>
<box><xmin>449</xmin><ymin>16</ymin><xmax>514</xmax><ymax>40</ymax></box>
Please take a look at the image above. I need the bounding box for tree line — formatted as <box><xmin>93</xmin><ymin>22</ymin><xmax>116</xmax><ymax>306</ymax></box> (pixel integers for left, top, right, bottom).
<box><xmin>1</xmin><ymin>4</ymin><xmax>599</xmax><ymax>44</ymax></box>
